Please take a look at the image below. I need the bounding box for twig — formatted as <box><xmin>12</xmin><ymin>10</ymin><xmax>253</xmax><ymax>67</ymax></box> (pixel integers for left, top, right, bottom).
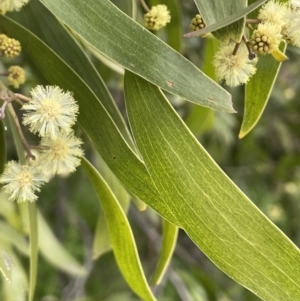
<box><xmin>139</xmin><ymin>0</ymin><xmax>150</xmax><ymax>12</ymax></box>
<box><xmin>7</xmin><ymin>103</ymin><xmax>35</xmax><ymax>161</ymax></box>
<box><xmin>246</xmin><ymin>18</ymin><xmax>261</xmax><ymax>24</ymax></box>
<box><xmin>242</xmin><ymin>34</ymin><xmax>256</xmax><ymax>60</ymax></box>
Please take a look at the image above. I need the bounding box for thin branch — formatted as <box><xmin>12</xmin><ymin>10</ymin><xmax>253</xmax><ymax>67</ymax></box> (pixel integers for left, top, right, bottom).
<box><xmin>139</xmin><ymin>0</ymin><xmax>150</xmax><ymax>12</ymax></box>
<box><xmin>242</xmin><ymin>34</ymin><xmax>256</xmax><ymax>60</ymax></box>
<box><xmin>7</xmin><ymin>103</ymin><xmax>35</xmax><ymax>161</ymax></box>
<box><xmin>15</xmin><ymin>93</ymin><xmax>31</xmax><ymax>102</ymax></box>
<box><xmin>246</xmin><ymin>18</ymin><xmax>261</xmax><ymax>24</ymax></box>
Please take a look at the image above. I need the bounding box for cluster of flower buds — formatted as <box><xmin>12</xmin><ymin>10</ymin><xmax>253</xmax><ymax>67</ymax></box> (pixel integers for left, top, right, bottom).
<box><xmin>0</xmin><ymin>85</ymin><xmax>83</xmax><ymax>203</ymax></box>
<box><xmin>0</xmin><ymin>34</ymin><xmax>26</xmax><ymax>88</ymax></box>
<box><xmin>193</xmin><ymin>0</ymin><xmax>300</xmax><ymax>87</ymax></box>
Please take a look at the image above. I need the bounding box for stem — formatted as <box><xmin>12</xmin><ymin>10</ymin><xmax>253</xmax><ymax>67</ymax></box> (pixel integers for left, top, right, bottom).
<box><xmin>15</xmin><ymin>93</ymin><xmax>31</xmax><ymax>102</ymax></box>
<box><xmin>232</xmin><ymin>42</ymin><xmax>240</xmax><ymax>56</ymax></box>
<box><xmin>246</xmin><ymin>18</ymin><xmax>261</xmax><ymax>24</ymax></box>
<box><xmin>0</xmin><ymin>94</ymin><xmax>16</xmax><ymax>119</ymax></box>
<box><xmin>139</xmin><ymin>0</ymin><xmax>150</xmax><ymax>12</ymax></box>
<box><xmin>242</xmin><ymin>35</ymin><xmax>256</xmax><ymax>60</ymax></box>
<box><xmin>7</xmin><ymin>103</ymin><xmax>35</xmax><ymax>161</ymax></box>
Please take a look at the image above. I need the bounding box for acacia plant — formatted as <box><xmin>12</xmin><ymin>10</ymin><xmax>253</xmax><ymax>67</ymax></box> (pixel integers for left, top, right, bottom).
<box><xmin>0</xmin><ymin>0</ymin><xmax>300</xmax><ymax>300</ymax></box>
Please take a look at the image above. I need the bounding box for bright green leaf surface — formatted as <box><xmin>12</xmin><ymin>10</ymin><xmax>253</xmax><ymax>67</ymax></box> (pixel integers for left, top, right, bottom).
<box><xmin>9</xmin><ymin>0</ymin><xmax>134</xmax><ymax>149</ymax></box>
<box><xmin>239</xmin><ymin>43</ymin><xmax>286</xmax><ymax>138</ymax></box>
<box><xmin>185</xmin><ymin>0</ymin><xmax>267</xmax><ymax>38</ymax></box>
<box><xmin>38</xmin><ymin>211</ymin><xmax>87</xmax><ymax>276</ymax></box>
<box><xmin>82</xmin><ymin>158</ymin><xmax>157</xmax><ymax>301</ymax></box>
<box><xmin>93</xmin><ymin>155</ymin><xmax>131</xmax><ymax>259</ymax></box>
<box><xmin>39</xmin><ymin>0</ymin><xmax>234</xmax><ymax>113</ymax></box>
<box><xmin>0</xmin><ymin>16</ymin><xmax>180</xmax><ymax>226</ymax></box>
<box><xmin>150</xmin><ymin>219</ymin><xmax>178</xmax><ymax>286</ymax></box>
<box><xmin>124</xmin><ymin>71</ymin><xmax>300</xmax><ymax>301</ymax></box>
<box><xmin>193</xmin><ymin>0</ymin><xmax>246</xmax><ymax>42</ymax></box>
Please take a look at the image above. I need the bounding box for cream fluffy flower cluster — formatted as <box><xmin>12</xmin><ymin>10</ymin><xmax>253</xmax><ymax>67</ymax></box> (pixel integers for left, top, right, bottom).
<box><xmin>0</xmin><ymin>86</ymin><xmax>83</xmax><ymax>203</ymax></box>
<box><xmin>0</xmin><ymin>0</ymin><xmax>29</xmax><ymax>14</ymax></box>
<box><xmin>214</xmin><ymin>0</ymin><xmax>300</xmax><ymax>87</ymax></box>
<box><xmin>144</xmin><ymin>5</ymin><xmax>171</xmax><ymax>31</ymax></box>
<box><xmin>213</xmin><ymin>43</ymin><xmax>258</xmax><ymax>87</ymax></box>
<box><xmin>254</xmin><ymin>0</ymin><xmax>300</xmax><ymax>50</ymax></box>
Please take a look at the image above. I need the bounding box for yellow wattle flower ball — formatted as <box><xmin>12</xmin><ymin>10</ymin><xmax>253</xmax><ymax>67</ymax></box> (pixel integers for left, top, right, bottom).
<box><xmin>144</xmin><ymin>4</ymin><xmax>171</xmax><ymax>31</ymax></box>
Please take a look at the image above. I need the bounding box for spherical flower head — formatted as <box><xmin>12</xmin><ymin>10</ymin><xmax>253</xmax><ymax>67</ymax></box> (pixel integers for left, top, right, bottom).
<box><xmin>290</xmin><ymin>0</ymin><xmax>300</xmax><ymax>11</ymax></box>
<box><xmin>258</xmin><ymin>0</ymin><xmax>288</xmax><ymax>27</ymax></box>
<box><xmin>7</xmin><ymin>65</ymin><xmax>26</xmax><ymax>89</ymax></box>
<box><xmin>7</xmin><ymin>0</ymin><xmax>29</xmax><ymax>12</ymax></box>
<box><xmin>22</xmin><ymin>85</ymin><xmax>79</xmax><ymax>138</ymax></box>
<box><xmin>213</xmin><ymin>43</ymin><xmax>258</xmax><ymax>87</ymax></box>
<box><xmin>0</xmin><ymin>37</ymin><xmax>21</xmax><ymax>58</ymax></box>
<box><xmin>144</xmin><ymin>5</ymin><xmax>171</xmax><ymax>31</ymax></box>
<box><xmin>0</xmin><ymin>161</ymin><xmax>49</xmax><ymax>203</ymax></box>
<box><xmin>0</xmin><ymin>0</ymin><xmax>10</xmax><ymax>14</ymax></box>
<box><xmin>189</xmin><ymin>14</ymin><xmax>206</xmax><ymax>31</ymax></box>
<box><xmin>39</xmin><ymin>131</ymin><xmax>84</xmax><ymax>176</ymax></box>
<box><xmin>250</xmin><ymin>23</ymin><xmax>282</xmax><ymax>55</ymax></box>
<box><xmin>282</xmin><ymin>10</ymin><xmax>300</xmax><ymax>47</ymax></box>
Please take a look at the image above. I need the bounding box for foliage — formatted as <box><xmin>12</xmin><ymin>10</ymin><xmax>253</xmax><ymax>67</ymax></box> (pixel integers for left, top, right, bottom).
<box><xmin>0</xmin><ymin>0</ymin><xmax>300</xmax><ymax>301</ymax></box>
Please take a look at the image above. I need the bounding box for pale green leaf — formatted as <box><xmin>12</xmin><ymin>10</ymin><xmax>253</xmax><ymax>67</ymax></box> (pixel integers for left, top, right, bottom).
<box><xmin>239</xmin><ymin>43</ymin><xmax>286</xmax><ymax>138</ymax></box>
<box><xmin>124</xmin><ymin>71</ymin><xmax>300</xmax><ymax>301</ymax></box>
<box><xmin>0</xmin><ymin>16</ymin><xmax>180</xmax><ymax>226</ymax></box>
<box><xmin>0</xmin><ymin>120</ymin><xmax>6</xmax><ymax>174</ymax></box>
<box><xmin>81</xmin><ymin>157</ymin><xmax>157</xmax><ymax>301</ymax></box>
<box><xmin>185</xmin><ymin>0</ymin><xmax>267</xmax><ymax>39</ymax></box>
<box><xmin>2</xmin><ymin>247</ymin><xmax>28</xmax><ymax>301</ymax></box>
<box><xmin>93</xmin><ymin>155</ymin><xmax>131</xmax><ymax>260</ymax></box>
<box><xmin>38</xmin><ymin>211</ymin><xmax>87</xmax><ymax>276</ymax></box>
<box><xmin>28</xmin><ymin>203</ymin><xmax>38</xmax><ymax>301</ymax></box>
<box><xmin>93</xmin><ymin>214</ymin><xmax>111</xmax><ymax>260</ymax></box>
<box><xmin>39</xmin><ymin>0</ymin><xmax>234</xmax><ymax>113</ymax></box>
<box><xmin>0</xmin><ymin>221</ymin><xmax>29</xmax><ymax>256</ymax></box>
<box><xmin>150</xmin><ymin>219</ymin><xmax>178</xmax><ymax>286</ymax></box>
<box><xmin>0</xmin><ymin>248</ymin><xmax>14</xmax><ymax>283</ymax></box>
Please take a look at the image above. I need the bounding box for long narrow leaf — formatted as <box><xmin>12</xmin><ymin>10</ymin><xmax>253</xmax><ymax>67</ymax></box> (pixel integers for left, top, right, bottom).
<box><xmin>124</xmin><ymin>71</ymin><xmax>300</xmax><ymax>301</ymax></box>
<box><xmin>81</xmin><ymin>157</ymin><xmax>157</xmax><ymax>301</ymax></box>
<box><xmin>150</xmin><ymin>219</ymin><xmax>178</xmax><ymax>286</ymax></box>
<box><xmin>39</xmin><ymin>0</ymin><xmax>234</xmax><ymax>113</ymax></box>
<box><xmin>0</xmin><ymin>16</ymin><xmax>180</xmax><ymax>226</ymax></box>
<box><xmin>38</xmin><ymin>212</ymin><xmax>86</xmax><ymax>276</ymax></box>
<box><xmin>28</xmin><ymin>203</ymin><xmax>38</xmax><ymax>301</ymax></box>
